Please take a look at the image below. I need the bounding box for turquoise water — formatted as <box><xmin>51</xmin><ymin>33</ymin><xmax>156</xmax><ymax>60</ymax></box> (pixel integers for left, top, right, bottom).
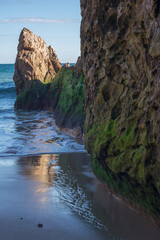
<box><xmin>0</xmin><ymin>64</ymin><xmax>85</xmax><ymax>156</ymax></box>
<box><xmin>0</xmin><ymin>64</ymin><xmax>16</xmax><ymax>110</ymax></box>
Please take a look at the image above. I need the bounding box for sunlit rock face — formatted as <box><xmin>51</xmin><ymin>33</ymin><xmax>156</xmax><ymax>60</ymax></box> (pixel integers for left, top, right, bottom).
<box><xmin>13</xmin><ymin>28</ymin><xmax>62</xmax><ymax>95</ymax></box>
<box><xmin>80</xmin><ymin>0</ymin><xmax>160</xmax><ymax>218</ymax></box>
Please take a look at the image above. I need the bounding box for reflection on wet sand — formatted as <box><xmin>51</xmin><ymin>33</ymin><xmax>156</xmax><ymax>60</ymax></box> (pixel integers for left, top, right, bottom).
<box><xmin>17</xmin><ymin>155</ymin><xmax>58</xmax><ymax>204</ymax></box>
<box><xmin>17</xmin><ymin>154</ymin><xmax>57</xmax><ymax>184</ymax></box>
<box><xmin>14</xmin><ymin>153</ymin><xmax>160</xmax><ymax>240</ymax></box>
<box><xmin>17</xmin><ymin>154</ymin><xmax>109</xmax><ymax>231</ymax></box>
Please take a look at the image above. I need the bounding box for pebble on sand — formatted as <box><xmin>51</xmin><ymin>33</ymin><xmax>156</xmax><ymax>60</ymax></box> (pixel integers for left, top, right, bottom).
<box><xmin>37</xmin><ymin>223</ymin><xmax>43</xmax><ymax>228</ymax></box>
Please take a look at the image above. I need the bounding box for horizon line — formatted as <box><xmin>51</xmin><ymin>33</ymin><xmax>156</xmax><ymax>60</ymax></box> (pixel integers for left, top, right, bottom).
<box><xmin>0</xmin><ymin>18</ymin><xmax>80</xmax><ymax>24</ymax></box>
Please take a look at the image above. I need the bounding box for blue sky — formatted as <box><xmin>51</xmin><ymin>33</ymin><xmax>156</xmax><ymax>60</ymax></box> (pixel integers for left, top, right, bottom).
<box><xmin>0</xmin><ymin>0</ymin><xmax>81</xmax><ymax>63</ymax></box>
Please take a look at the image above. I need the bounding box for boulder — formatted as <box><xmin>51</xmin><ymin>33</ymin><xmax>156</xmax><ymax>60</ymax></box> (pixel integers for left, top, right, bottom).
<box><xmin>13</xmin><ymin>28</ymin><xmax>62</xmax><ymax>95</ymax></box>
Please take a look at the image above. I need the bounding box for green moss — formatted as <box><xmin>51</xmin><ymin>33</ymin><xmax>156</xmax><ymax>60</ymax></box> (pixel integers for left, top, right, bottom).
<box><xmin>108</xmin><ymin>150</ymin><xmax>134</xmax><ymax>174</ymax></box>
<box><xmin>56</xmin><ymin>68</ymin><xmax>84</xmax><ymax>118</ymax></box>
<box><xmin>85</xmin><ymin>119</ymin><xmax>116</xmax><ymax>157</ymax></box>
<box><xmin>15</xmin><ymin>80</ymin><xmax>48</xmax><ymax>109</ymax></box>
<box><xmin>85</xmin><ymin>116</ymin><xmax>150</xmax><ymax>182</ymax></box>
<box><xmin>128</xmin><ymin>146</ymin><xmax>146</xmax><ymax>183</ymax></box>
<box><xmin>86</xmin><ymin>112</ymin><xmax>160</xmax><ymax>220</ymax></box>
<box><xmin>15</xmin><ymin>68</ymin><xmax>85</xmax><ymax>126</ymax></box>
<box><xmin>137</xmin><ymin>163</ymin><xmax>145</xmax><ymax>182</ymax></box>
<box><xmin>108</xmin><ymin>124</ymin><xmax>138</xmax><ymax>155</ymax></box>
<box><xmin>85</xmin><ymin>113</ymin><xmax>160</xmax><ymax>218</ymax></box>
<box><xmin>132</xmin><ymin>146</ymin><xmax>146</xmax><ymax>166</ymax></box>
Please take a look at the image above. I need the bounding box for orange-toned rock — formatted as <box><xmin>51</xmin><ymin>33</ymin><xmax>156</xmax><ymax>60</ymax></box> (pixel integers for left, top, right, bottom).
<box><xmin>14</xmin><ymin>28</ymin><xmax>62</xmax><ymax>95</ymax></box>
<box><xmin>63</xmin><ymin>62</ymin><xmax>70</xmax><ymax>68</ymax></box>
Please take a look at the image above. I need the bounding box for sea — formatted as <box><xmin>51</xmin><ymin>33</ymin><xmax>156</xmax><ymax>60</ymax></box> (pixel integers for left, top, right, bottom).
<box><xmin>0</xmin><ymin>64</ymin><xmax>85</xmax><ymax>156</ymax></box>
<box><xmin>0</xmin><ymin>64</ymin><xmax>160</xmax><ymax>240</ymax></box>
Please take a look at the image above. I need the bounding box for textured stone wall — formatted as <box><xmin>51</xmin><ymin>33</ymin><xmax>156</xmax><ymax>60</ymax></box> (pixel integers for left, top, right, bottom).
<box><xmin>80</xmin><ymin>0</ymin><xmax>160</xmax><ymax>217</ymax></box>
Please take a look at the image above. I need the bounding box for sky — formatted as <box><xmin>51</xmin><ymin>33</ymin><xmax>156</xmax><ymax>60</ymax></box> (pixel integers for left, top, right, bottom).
<box><xmin>0</xmin><ymin>0</ymin><xmax>81</xmax><ymax>63</ymax></box>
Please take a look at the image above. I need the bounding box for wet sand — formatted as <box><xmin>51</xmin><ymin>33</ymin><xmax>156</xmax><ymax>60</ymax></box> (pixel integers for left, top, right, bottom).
<box><xmin>0</xmin><ymin>153</ymin><xmax>160</xmax><ymax>240</ymax></box>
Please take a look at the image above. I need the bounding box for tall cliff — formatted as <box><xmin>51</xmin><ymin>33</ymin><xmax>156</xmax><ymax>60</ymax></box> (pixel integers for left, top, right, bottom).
<box><xmin>13</xmin><ymin>28</ymin><xmax>62</xmax><ymax>95</ymax></box>
<box><xmin>81</xmin><ymin>0</ymin><xmax>160</xmax><ymax>219</ymax></box>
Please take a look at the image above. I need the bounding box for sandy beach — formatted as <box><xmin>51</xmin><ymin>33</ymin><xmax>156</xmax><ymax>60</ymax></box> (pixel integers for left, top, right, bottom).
<box><xmin>0</xmin><ymin>153</ymin><xmax>160</xmax><ymax>240</ymax></box>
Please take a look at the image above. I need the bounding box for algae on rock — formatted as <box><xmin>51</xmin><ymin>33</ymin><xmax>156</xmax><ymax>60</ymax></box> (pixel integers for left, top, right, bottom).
<box><xmin>15</xmin><ymin>67</ymin><xmax>85</xmax><ymax>138</ymax></box>
<box><xmin>80</xmin><ymin>0</ymin><xmax>160</xmax><ymax>221</ymax></box>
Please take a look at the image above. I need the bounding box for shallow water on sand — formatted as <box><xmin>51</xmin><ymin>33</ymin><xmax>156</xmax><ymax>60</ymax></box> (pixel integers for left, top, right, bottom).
<box><xmin>0</xmin><ymin>153</ymin><xmax>160</xmax><ymax>240</ymax></box>
<box><xmin>0</xmin><ymin>109</ymin><xmax>86</xmax><ymax>156</ymax></box>
<box><xmin>0</xmin><ymin>64</ymin><xmax>85</xmax><ymax>156</ymax></box>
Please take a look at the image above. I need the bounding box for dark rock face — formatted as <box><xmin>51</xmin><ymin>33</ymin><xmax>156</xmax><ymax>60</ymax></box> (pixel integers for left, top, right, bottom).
<box><xmin>13</xmin><ymin>28</ymin><xmax>62</xmax><ymax>95</ymax></box>
<box><xmin>80</xmin><ymin>0</ymin><xmax>160</xmax><ymax>219</ymax></box>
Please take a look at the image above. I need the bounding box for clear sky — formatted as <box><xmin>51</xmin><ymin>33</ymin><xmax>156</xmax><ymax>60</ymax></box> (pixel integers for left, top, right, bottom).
<box><xmin>0</xmin><ymin>0</ymin><xmax>81</xmax><ymax>63</ymax></box>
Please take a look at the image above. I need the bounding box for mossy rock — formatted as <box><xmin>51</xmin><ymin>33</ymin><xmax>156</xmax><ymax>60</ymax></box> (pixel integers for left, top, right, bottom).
<box><xmin>15</xmin><ymin>67</ymin><xmax>85</xmax><ymax>132</ymax></box>
<box><xmin>15</xmin><ymin>80</ymin><xmax>48</xmax><ymax>110</ymax></box>
<box><xmin>53</xmin><ymin>68</ymin><xmax>84</xmax><ymax>121</ymax></box>
<box><xmin>84</xmin><ymin>109</ymin><xmax>160</xmax><ymax>220</ymax></box>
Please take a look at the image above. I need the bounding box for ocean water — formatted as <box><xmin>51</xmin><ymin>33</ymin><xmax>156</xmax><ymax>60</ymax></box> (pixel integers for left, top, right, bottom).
<box><xmin>0</xmin><ymin>64</ymin><xmax>85</xmax><ymax>156</ymax></box>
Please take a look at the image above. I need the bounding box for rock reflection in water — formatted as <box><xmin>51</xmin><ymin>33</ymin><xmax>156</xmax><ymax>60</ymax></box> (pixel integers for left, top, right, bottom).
<box><xmin>15</xmin><ymin>153</ymin><xmax>160</xmax><ymax>240</ymax></box>
<box><xmin>17</xmin><ymin>153</ymin><xmax>108</xmax><ymax>232</ymax></box>
<box><xmin>17</xmin><ymin>154</ymin><xmax>57</xmax><ymax>184</ymax></box>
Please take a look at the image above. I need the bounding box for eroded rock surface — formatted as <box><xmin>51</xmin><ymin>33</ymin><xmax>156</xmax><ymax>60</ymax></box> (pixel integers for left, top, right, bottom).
<box><xmin>80</xmin><ymin>0</ymin><xmax>160</xmax><ymax>219</ymax></box>
<box><xmin>14</xmin><ymin>28</ymin><xmax>62</xmax><ymax>95</ymax></box>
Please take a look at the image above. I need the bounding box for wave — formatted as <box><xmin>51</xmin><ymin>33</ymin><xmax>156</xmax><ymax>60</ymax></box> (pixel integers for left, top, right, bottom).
<box><xmin>0</xmin><ymin>64</ymin><xmax>14</xmax><ymax>73</ymax></box>
<box><xmin>0</xmin><ymin>86</ymin><xmax>16</xmax><ymax>95</ymax></box>
<box><xmin>0</xmin><ymin>150</ymin><xmax>86</xmax><ymax>158</ymax></box>
<box><xmin>0</xmin><ymin>80</ymin><xmax>14</xmax><ymax>84</ymax></box>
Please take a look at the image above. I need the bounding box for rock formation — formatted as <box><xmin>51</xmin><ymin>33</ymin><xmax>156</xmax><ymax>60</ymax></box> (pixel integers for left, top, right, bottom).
<box><xmin>80</xmin><ymin>0</ymin><xmax>160</xmax><ymax>220</ymax></box>
<box><xmin>63</xmin><ymin>62</ymin><xmax>70</xmax><ymax>68</ymax></box>
<box><xmin>15</xmin><ymin>66</ymin><xmax>84</xmax><ymax>138</ymax></box>
<box><xmin>13</xmin><ymin>28</ymin><xmax>62</xmax><ymax>95</ymax></box>
<box><xmin>14</xmin><ymin>28</ymin><xmax>84</xmax><ymax>138</ymax></box>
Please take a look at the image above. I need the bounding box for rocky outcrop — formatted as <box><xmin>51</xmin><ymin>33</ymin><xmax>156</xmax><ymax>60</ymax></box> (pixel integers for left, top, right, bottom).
<box><xmin>15</xmin><ymin>66</ymin><xmax>84</xmax><ymax>138</ymax></box>
<box><xmin>13</xmin><ymin>28</ymin><xmax>62</xmax><ymax>95</ymax></box>
<box><xmin>63</xmin><ymin>62</ymin><xmax>70</xmax><ymax>68</ymax></box>
<box><xmin>80</xmin><ymin>0</ymin><xmax>160</xmax><ymax>220</ymax></box>
<box><xmin>13</xmin><ymin>29</ymin><xmax>84</xmax><ymax>138</ymax></box>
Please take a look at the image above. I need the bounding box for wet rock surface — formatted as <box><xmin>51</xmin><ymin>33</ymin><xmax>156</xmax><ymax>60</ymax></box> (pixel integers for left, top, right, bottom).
<box><xmin>80</xmin><ymin>0</ymin><xmax>160</xmax><ymax>221</ymax></box>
